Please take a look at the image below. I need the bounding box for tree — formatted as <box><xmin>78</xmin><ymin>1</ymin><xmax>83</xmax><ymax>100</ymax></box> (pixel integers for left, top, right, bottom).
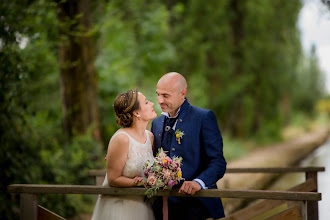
<box><xmin>56</xmin><ymin>0</ymin><xmax>101</xmax><ymax>143</ymax></box>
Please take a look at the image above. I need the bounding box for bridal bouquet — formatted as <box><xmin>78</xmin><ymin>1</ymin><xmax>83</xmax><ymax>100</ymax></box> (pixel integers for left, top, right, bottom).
<box><xmin>142</xmin><ymin>148</ymin><xmax>184</xmax><ymax>198</ymax></box>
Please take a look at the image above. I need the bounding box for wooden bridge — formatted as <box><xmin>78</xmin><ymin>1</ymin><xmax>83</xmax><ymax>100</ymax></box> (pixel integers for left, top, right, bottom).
<box><xmin>8</xmin><ymin>166</ymin><xmax>324</xmax><ymax>220</ymax></box>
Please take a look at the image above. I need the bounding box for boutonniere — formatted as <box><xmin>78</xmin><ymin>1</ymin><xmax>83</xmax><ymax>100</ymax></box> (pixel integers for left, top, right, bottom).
<box><xmin>175</xmin><ymin>129</ymin><xmax>184</xmax><ymax>144</ymax></box>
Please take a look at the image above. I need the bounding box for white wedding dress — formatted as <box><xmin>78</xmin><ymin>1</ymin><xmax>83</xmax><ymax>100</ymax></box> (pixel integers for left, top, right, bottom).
<box><xmin>91</xmin><ymin>130</ymin><xmax>155</xmax><ymax>220</ymax></box>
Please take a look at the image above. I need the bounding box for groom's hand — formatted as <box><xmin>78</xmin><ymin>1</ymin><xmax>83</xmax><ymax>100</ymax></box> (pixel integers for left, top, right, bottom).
<box><xmin>179</xmin><ymin>181</ymin><xmax>201</xmax><ymax>195</ymax></box>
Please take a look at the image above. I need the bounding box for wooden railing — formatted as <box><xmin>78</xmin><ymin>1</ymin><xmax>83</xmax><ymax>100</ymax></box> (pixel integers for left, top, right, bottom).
<box><xmin>8</xmin><ymin>167</ymin><xmax>324</xmax><ymax>220</ymax></box>
<box><xmin>88</xmin><ymin>166</ymin><xmax>325</xmax><ymax>220</ymax></box>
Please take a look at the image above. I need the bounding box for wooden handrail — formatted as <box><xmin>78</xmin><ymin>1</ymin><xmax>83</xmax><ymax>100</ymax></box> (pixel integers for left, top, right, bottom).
<box><xmin>9</xmin><ymin>167</ymin><xmax>325</xmax><ymax>220</ymax></box>
<box><xmin>8</xmin><ymin>184</ymin><xmax>321</xmax><ymax>201</ymax></box>
<box><xmin>8</xmin><ymin>183</ymin><xmax>322</xmax><ymax>220</ymax></box>
<box><xmin>88</xmin><ymin>166</ymin><xmax>325</xmax><ymax>177</ymax></box>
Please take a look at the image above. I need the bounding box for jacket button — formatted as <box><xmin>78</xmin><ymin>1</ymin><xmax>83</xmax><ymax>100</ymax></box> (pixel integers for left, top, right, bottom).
<box><xmin>159</xmin><ymin>134</ymin><xmax>161</xmax><ymax>138</ymax></box>
<box><xmin>172</xmin><ymin>148</ymin><xmax>175</xmax><ymax>152</ymax></box>
<box><xmin>179</xmin><ymin>119</ymin><xmax>182</xmax><ymax>122</ymax></box>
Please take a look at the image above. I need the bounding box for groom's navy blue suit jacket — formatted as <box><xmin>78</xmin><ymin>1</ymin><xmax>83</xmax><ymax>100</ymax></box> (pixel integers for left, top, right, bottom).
<box><xmin>151</xmin><ymin>99</ymin><xmax>226</xmax><ymax>219</ymax></box>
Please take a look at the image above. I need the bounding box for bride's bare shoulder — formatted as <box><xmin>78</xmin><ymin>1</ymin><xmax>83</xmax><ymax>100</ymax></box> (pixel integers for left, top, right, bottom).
<box><xmin>109</xmin><ymin>130</ymin><xmax>130</xmax><ymax>146</ymax></box>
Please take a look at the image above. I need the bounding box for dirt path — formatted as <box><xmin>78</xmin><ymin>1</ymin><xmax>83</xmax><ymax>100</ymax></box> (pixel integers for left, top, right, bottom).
<box><xmin>217</xmin><ymin>126</ymin><xmax>329</xmax><ymax>214</ymax></box>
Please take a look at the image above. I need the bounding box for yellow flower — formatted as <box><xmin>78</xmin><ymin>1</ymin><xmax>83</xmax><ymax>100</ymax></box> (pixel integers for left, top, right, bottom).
<box><xmin>177</xmin><ymin>172</ymin><xmax>182</xmax><ymax>178</ymax></box>
<box><xmin>163</xmin><ymin>159</ymin><xmax>167</xmax><ymax>163</ymax></box>
<box><xmin>176</xmin><ymin>134</ymin><xmax>180</xmax><ymax>139</ymax></box>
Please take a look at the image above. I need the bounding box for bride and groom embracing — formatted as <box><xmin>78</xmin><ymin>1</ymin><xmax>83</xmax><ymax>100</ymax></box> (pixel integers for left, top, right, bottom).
<box><xmin>92</xmin><ymin>72</ymin><xmax>227</xmax><ymax>220</ymax></box>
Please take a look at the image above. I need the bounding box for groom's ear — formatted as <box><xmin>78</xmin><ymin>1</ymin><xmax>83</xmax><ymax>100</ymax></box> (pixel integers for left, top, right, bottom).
<box><xmin>181</xmin><ymin>89</ymin><xmax>187</xmax><ymax>98</ymax></box>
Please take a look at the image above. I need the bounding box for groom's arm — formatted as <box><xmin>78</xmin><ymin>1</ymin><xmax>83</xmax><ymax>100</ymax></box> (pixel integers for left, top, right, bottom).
<box><xmin>179</xmin><ymin>110</ymin><xmax>226</xmax><ymax>195</ymax></box>
<box><xmin>197</xmin><ymin>110</ymin><xmax>227</xmax><ymax>188</ymax></box>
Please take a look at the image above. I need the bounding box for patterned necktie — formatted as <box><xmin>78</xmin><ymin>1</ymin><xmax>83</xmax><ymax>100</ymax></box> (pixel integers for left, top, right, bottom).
<box><xmin>161</xmin><ymin>117</ymin><xmax>178</xmax><ymax>152</ymax></box>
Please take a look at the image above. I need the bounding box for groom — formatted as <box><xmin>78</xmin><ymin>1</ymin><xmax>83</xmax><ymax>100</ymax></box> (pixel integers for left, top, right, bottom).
<box><xmin>151</xmin><ymin>72</ymin><xmax>226</xmax><ymax>219</ymax></box>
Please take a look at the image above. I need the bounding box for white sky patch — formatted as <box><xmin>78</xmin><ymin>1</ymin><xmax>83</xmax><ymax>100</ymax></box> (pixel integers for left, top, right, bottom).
<box><xmin>298</xmin><ymin>0</ymin><xmax>330</xmax><ymax>92</ymax></box>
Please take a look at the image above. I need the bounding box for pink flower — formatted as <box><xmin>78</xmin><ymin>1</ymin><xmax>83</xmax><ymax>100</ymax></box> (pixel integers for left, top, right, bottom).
<box><xmin>162</xmin><ymin>168</ymin><xmax>172</xmax><ymax>179</ymax></box>
<box><xmin>148</xmin><ymin>175</ymin><xmax>157</xmax><ymax>186</ymax></box>
<box><xmin>168</xmin><ymin>180</ymin><xmax>176</xmax><ymax>187</ymax></box>
<box><xmin>162</xmin><ymin>159</ymin><xmax>168</xmax><ymax>167</ymax></box>
<box><xmin>158</xmin><ymin>151</ymin><xmax>167</xmax><ymax>159</ymax></box>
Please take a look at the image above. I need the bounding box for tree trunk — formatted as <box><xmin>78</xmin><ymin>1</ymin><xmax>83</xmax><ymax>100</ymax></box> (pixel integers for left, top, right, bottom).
<box><xmin>226</xmin><ymin>0</ymin><xmax>245</xmax><ymax>137</ymax></box>
<box><xmin>56</xmin><ymin>0</ymin><xmax>101</xmax><ymax>143</ymax></box>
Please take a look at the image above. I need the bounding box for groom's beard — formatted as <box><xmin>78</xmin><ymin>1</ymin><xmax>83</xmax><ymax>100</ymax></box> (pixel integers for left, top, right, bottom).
<box><xmin>159</xmin><ymin>103</ymin><xmax>169</xmax><ymax>111</ymax></box>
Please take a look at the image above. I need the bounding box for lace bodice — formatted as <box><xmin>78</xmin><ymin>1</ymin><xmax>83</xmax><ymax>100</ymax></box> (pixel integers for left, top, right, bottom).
<box><xmin>93</xmin><ymin>131</ymin><xmax>155</xmax><ymax>220</ymax></box>
<box><xmin>106</xmin><ymin>130</ymin><xmax>154</xmax><ymax>181</ymax></box>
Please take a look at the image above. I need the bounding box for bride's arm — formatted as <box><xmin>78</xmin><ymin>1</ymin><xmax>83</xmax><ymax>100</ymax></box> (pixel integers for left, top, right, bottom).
<box><xmin>106</xmin><ymin>134</ymin><xmax>142</xmax><ymax>187</ymax></box>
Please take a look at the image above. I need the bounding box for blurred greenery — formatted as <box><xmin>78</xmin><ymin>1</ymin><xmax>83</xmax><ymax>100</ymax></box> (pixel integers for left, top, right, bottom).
<box><xmin>1</xmin><ymin>0</ymin><xmax>328</xmax><ymax>219</ymax></box>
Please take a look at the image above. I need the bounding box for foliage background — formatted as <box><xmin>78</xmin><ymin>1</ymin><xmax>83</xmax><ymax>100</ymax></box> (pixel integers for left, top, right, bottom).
<box><xmin>1</xmin><ymin>0</ymin><xmax>328</xmax><ymax>219</ymax></box>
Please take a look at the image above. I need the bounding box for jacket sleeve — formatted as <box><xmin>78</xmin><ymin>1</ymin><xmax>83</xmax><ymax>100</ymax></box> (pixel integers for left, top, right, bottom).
<box><xmin>150</xmin><ymin>118</ymin><xmax>161</xmax><ymax>156</ymax></box>
<box><xmin>197</xmin><ymin>110</ymin><xmax>226</xmax><ymax>188</ymax></box>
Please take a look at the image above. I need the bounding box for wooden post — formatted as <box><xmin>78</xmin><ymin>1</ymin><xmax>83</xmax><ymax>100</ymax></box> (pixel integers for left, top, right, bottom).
<box><xmin>163</xmin><ymin>196</ymin><xmax>168</xmax><ymax>220</ymax></box>
<box><xmin>20</xmin><ymin>194</ymin><xmax>38</xmax><ymax>220</ymax></box>
<box><xmin>306</xmin><ymin>171</ymin><xmax>319</xmax><ymax>220</ymax></box>
<box><xmin>95</xmin><ymin>176</ymin><xmax>104</xmax><ymax>186</ymax></box>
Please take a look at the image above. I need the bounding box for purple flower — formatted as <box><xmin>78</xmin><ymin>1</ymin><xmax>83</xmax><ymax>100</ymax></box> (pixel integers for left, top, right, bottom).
<box><xmin>168</xmin><ymin>180</ymin><xmax>176</xmax><ymax>187</ymax></box>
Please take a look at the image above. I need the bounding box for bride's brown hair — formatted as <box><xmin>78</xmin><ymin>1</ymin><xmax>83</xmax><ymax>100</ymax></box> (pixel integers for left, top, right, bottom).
<box><xmin>113</xmin><ymin>89</ymin><xmax>140</xmax><ymax>127</ymax></box>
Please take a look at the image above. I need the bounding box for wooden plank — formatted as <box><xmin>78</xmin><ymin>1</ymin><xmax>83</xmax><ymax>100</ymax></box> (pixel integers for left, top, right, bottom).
<box><xmin>289</xmin><ymin>178</ymin><xmax>317</xmax><ymax>192</ymax></box>
<box><xmin>21</xmin><ymin>194</ymin><xmax>38</xmax><ymax>220</ymax></box>
<box><xmin>265</xmin><ymin>205</ymin><xmax>302</xmax><ymax>220</ymax></box>
<box><xmin>38</xmin><ymin>205</ymin><xmax>66</xmax><ymax>220</ymax></box>
<box><xmin>224</xmin><ymin>199</ymin><xmax>285</xmax><ymax>220</ymax></box>
<box><xmin>8</xmin><ymin>184</ymin><xmax>321</xmax><ymax>201</ymax></box>
<box><xmin>223</xmin><ymin>178</ymin><xmax>317</xmax><ymax>220</ymax></box>
<box><xmin>88</xmin><ymin>167</ymin><xmax>325</xmax><ymax>177</ymax></box>
<box><xmin>287</xmin><ymin>201</ymin><xmax>307</xmax><ymax>220</ymax></box>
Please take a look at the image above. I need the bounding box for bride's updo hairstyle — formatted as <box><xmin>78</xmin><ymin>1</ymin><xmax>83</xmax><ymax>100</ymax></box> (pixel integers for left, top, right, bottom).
<box><xmin>113</xmin><ymin>89</ymin><xmax>140</xmax><ymax>128</ymax></box>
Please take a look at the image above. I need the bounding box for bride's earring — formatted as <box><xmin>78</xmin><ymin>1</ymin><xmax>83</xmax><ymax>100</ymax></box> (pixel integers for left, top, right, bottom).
<box><xmin>137</xmin><ymin>114</ymin><xmax>141</xmax><ymax>120</ymax></box>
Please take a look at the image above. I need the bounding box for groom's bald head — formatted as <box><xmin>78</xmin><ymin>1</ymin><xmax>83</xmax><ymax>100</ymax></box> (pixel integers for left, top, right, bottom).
<box><xmin>158</xmin><ymin>72</ymin><xmax>187</xmax><ymax>94</ymax></box>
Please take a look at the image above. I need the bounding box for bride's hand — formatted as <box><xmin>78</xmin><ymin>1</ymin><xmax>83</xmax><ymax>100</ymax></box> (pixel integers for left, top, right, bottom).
<box><xmin>133</xmin><ymin>176</ymin><xmax>144</xmax><ymax>185</ymax></box>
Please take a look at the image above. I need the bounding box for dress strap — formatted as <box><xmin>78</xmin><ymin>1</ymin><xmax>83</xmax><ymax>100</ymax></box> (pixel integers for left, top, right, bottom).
<box><xmin>145</xmin><ymin>130</ymin><xmax>150</xmax><ymax>144</ymax></box>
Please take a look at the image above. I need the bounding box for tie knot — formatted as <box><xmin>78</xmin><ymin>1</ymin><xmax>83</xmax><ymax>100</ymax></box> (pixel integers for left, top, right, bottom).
<box><xmin>164</xmin><ymin>117</ymin><xmax>177</xmax><ymax>132</ymax></box>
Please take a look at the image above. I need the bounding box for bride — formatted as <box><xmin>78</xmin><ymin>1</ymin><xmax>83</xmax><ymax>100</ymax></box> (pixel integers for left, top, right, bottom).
<box><xmin>92</xmin><ymin>89</ymin><xmax>157</xmax><ymax>220</ymax></box>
